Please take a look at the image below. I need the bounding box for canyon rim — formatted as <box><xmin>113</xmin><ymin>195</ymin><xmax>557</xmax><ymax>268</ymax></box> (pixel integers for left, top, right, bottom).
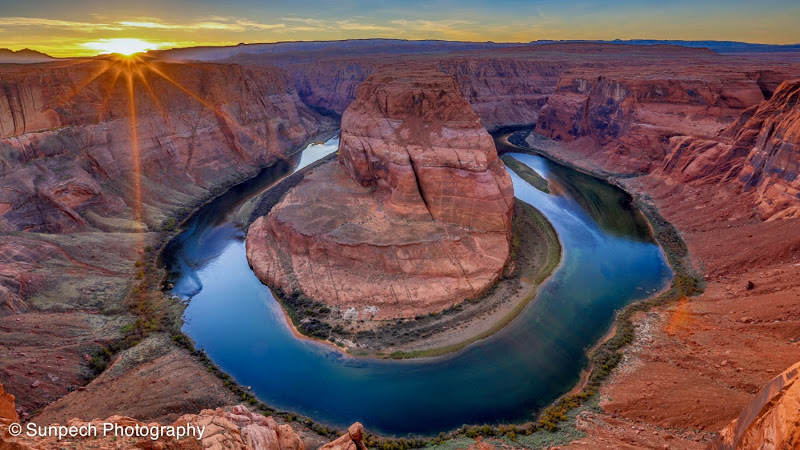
<box><xmin>1</xmin><ymin>4</ymin><xmax>800</xmax><ymax>449</ymax></box>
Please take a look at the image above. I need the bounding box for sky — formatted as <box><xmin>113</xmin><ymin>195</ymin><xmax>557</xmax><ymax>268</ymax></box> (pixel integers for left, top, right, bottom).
<box><xmin>1</xmin><ymin>0</ymin><xmax>799</xmax><ymax>57</ymax></box>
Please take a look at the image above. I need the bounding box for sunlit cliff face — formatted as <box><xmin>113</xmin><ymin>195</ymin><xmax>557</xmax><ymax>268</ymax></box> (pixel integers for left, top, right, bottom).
<box><xmin>60</xmin><ymin>53</ymin><xmax>256</xmax><ymax>247</ymax></box>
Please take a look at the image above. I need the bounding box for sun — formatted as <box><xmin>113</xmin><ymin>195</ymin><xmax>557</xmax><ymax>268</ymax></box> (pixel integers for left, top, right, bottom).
<box><xmin>81</xmin><ymin>38</ymin><xmax>163</xmax><ymax>56</ymax></box>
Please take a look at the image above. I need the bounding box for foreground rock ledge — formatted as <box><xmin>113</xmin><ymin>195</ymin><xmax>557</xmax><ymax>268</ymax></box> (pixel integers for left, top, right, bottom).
<box><xmin>711</xmin><ymin>361</ymin><xmax>800</xmax><ymax>449</ymax></box>
<box><xmin>0</xmin><ymin>384</ymin><xmax>366</xmax><ymax>450</ymax></box>
<box><xmin>247</xmin><ymin>70</ymin><xmax>514</xmax><ymax>320</ymax></box>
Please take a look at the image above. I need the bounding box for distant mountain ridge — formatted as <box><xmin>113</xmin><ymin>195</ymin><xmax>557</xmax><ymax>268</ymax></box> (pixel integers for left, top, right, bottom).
<box><xmin>153</xmin><ymin>39</ymin><xmax>519</xmax><ymax>61</ymax></box>
<box><xmin>531</xmin><ymin>39</ymin><xmax>800</xmax><ymax>53</ymax></box>
<box><xmin>153</xmin><ymin>38</ymin><xmax>800</xmax><ymax>62</ymax></box>
<box><xmin>0</xmin><ymin>48</ymin><xmax>56</xmax><ymax>63</ymax></box>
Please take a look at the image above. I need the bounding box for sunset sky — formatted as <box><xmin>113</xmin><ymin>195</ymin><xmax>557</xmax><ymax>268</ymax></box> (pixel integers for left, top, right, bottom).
<box><xmin>2</xmin><ymin>0</ymin><xmax>799</xmax><ymax>57</ymax></box>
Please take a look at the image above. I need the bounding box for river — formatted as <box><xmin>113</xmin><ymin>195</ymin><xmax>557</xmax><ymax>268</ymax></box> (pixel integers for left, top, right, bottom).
<box><xmin>162</xmin><ymin>132</ymin><xmax>671</xmax><ymax>436</ymax></box>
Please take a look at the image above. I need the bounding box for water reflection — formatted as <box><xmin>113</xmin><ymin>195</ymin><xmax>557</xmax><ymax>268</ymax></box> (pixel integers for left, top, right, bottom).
<box><xmin>163</xmin><ymin>134</ymin><xmax>671</xmax><ymax>436</ymax></box>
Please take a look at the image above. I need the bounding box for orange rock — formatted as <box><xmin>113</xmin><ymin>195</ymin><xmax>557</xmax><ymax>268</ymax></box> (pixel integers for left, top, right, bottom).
<box><xmin>320</xmin><ymin>422</ymin><xmax>367</xmax><ymax>450</ymax></box>
<box><xmin>660</xmin><ymin>79</ymin><xmax>800</xmax><ymax>220</ymax></box>
<box><xmin>0</xmin><ymin>384</ymin><xmax>19</xmax><ymax>423</ymax></box>
<box><xmin>338</xmin><ymin>70</ymin><xmax>514</xmax><ymax>231</ymax></box>
<box><xmin>536</xmin><ymin>68</ymin><xmax>765</xmax><ymax>173</ymax></box>
<box><xmin>0</xmin><ymin>59</ymin><xmax>325</xmax><ymax>234</ymax></box>
<box><xmin>247</xmin><ymin>70</ymin><xmax>514</xmax><ymax>319</ymax></box>
<box><xmin>711</xmin><ymin>361</ymin><xmax>800</xmax><ymax>449</ymax></box>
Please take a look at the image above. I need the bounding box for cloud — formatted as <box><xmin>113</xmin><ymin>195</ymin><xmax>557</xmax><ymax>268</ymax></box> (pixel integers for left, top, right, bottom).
<box><xmin>0</xmin><ymin>16</ymin><xmax>287</xmax><ymax>33</ymax></box>
<box><xmin>0</xmin><ymin>17</ymin><xmax>123</xmax><ymax>31</ymax></box>
<box><xmin>389</xmin><ymin>19</ymin><xmax>482</xmax><ymax>40</ymax></box>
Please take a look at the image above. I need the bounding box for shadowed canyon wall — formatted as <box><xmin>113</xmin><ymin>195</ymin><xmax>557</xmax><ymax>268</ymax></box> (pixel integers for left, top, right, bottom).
<box><xmin>0</xmin><ymin>59</ymin><xmax>324</xmax><ymax>234</ymax></box>
<box><xmin>661</xmin><ymin>79</ymin><xmax>800</xmax><ymax>221</ymax></box>
<box><xmin>0</xmin><ymin>59</ymin><xmax>329</xmax><ymax>416</ymax></box>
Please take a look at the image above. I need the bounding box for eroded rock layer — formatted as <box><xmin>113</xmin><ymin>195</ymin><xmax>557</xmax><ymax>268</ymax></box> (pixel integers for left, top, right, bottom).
<box><xmin>0</xmin><ymin>387</ymin><xmax>366</xmax><ymax>450</ymax></box>
<box><xmin>660</xmin><ymin>79</ymin><xmax>800</xmax><ymax>220</ymax></box>
<box><xmin>0</xmin><ymin>58</ymin><xmax>328</xmax><ymax>413</ymax></box>
<box><xmin>0</xmin><ymin>58</ymin><xmax>323</xmax><ymax>234</ymax></box>
<box><xmin>535</xmin><ymin>68</ymin><xmax>766</xmax><ymax>172</ymax></box>
<box><xmin>712</xmin><ymin>361</ymin><xmax>800</xmax><ymax>450</ymax></box>
<box><xmin>247</xmin><ymin>70</ymin><xmax>514</xmax><ymax>319</ymax></box>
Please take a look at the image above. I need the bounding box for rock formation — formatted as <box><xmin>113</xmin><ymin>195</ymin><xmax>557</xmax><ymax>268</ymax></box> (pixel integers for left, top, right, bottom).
<box><xmin>711</xmin><ymin>361</ymin><xmax>800</xmax><ymax>449</ymax></box>
<box><xmin>0</xmin><ymin>58</ymin><xmax>329</xmax><ymax>413</ymax></box>
<box><xmin>0</xmin><ymin>384</ymin><xmax>18</xmax><ymax>424</ymax></box>
<box><xmin>0</xmin><ymin>387</ymin><xmax>366</xmax><ymax>450</ymax></box>
<box><xmin>535</xmin><ymin>67</ymin><xmax>766</xmax><ymax>172</ymax></box>
<box><xmin>0</xmin><ymin>58</ymin><xmax>327</xmax><ymax>312</ymax></box>
<box><xmin>0</xmin><ymin>58</ymin><xmax>324</xmax><ymax>234</ymax></box>
<box><xmin>661</xmin><ymin>79</ymin><xmax>800</xmax><ymax>220</ymax></box>
<box><xmin>320</xmin><ymin>423</ymin><xmax>367</xmax><ymax>450</ymax></box>
<box><xmin>287</xmin><ymin>57</ymin><xmax>563</xmax><ymax>130</ymax></box>
<box><xmin>247</xmin><ymin>70</ymin><xmax>514</xmax><ymax>319</ymax></box>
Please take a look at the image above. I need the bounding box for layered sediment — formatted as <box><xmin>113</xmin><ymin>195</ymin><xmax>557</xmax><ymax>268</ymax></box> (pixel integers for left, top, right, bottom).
<box><xmin>661</xmin><ymin>79</ymin><xmax>800</xmax><ymax>220</ymax></box>
<box><xmin>711</xmin><ymin>362</ymin><xmax>800</xmax><ymax>449</ymax></box>
<box><xmin>0</xmin><ymin>58</ymin><xmax>323</xmax><ymax>234</ymax></box>
<box><xmin>0</xmin><ymin>58</ymin><xmax>329</xmax><ymax>417</ymax></box>
<box><xmin>247</xmin><ymin>70</ymin><xmax>514</xmax><ymax>320</ymax></box>
<box><xmin>0</xmin><ymin>384</ymin><xmax>365</xmax><ymax>450</ymax></box>
<box><xmin>535</xmin><ymin>68</ymin><xmax>766</xmax><ymax>172</ymax></box>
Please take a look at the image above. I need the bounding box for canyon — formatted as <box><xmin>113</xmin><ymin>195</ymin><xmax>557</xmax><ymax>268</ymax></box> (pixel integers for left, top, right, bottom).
<box><xmin>0</xmin><ymin>56</ymin><xmax>332</xmax><ymax>425</ymax></box>
<box><xmin>247</xmin><ymin>69</ymin><xmax>514</xmax><ymax>321</ymax></box>
<box><xmin>0</xmin><ymin>40</ymin><xmax>799</xmax><ymax>448</ymax></box>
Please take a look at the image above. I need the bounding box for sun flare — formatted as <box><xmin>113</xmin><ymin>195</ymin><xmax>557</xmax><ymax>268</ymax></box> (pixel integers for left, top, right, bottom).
<box><xmin>81</xmin><ymin>38</ymin><xmax>164</xmax><ymax>56</ymax></box>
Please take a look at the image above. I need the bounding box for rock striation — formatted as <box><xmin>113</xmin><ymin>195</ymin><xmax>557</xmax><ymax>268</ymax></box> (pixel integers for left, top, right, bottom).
<box><xmin>711</xmin><ymin>361</ymin><xmax>800</xmax><ymax>449</ymax></box>
<box><xmin>0</xmin><ymin>58</ymin><xmax>327</xmax><ymax>317</ymax></box>
<box><xmin>535</xmin><ymin>68</ymin><xmax>766</xmax><ymax>173</ymax></box>
<box><xmin>0</xmin><ymin>59</ymin><xmax>324</xmax><ymax>234</ymax></box>
<box><xmin>661</xmin><ymin>79</ymin><xmax>800</xmax><ymax>220</ymax></box>
<box><xmin>0</xmin><ymin>58</ymin><xmax>329</xmax><ymax>412</ymax></box>
<box><xmin>247</xmin><ymin>70</ymin><xmax>514</xmax><ymax>320</ymax></box>
<box><xmin>286</xmin><ymin>57</ymin><xmax>563</xmax><ymax>130</ymax></box>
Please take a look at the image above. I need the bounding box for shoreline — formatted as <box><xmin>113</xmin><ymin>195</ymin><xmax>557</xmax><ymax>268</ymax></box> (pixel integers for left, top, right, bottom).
<box><xmin>373</xmin><ymin>200</ymin><xmax>564</xmax><ymax>359</ymax></box>
<box><xmin>159</xmin><ymin>126</ymin><xmax>694</xmax><ymax>443</ymax></box>
<box><xmin>502</xmin><ymin>128</ymin><xmax>703</xmax><ymax>435</ymax></box>
<box><xmin>567</xmin><ymin>323</ymin><xmax>617</xmax><ymax>396</ymax></box>
<box><xmin>266</xmin><ymin>198</ymin><xmax>563</xmax><ymax>361</ymax></box>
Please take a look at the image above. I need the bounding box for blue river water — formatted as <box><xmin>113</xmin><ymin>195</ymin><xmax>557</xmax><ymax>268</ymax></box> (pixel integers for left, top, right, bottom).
<box><xmin>163</xmin><ymin>133</ymin><xmax>672</xmax><ymax>436</ymax></box>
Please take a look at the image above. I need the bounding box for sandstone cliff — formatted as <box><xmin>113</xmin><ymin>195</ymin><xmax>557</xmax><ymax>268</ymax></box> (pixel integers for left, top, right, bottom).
<box><xmin>0</xmin><ymin>59</ymin><xmax>324</xmax><ymax>233</ymax></box>
<box><xmin>0</xmin><ymin>58</ymin><xmax>328</xmax><ymax>415</ymax></box>
<box><xmin>535</xmin><ymin>68</ymin><xmax>766</xmax><ymax>172</ymax></box>
<box><xmin>0</xmin><ymin>58</ymin><xmax>327</xmax><ymax>311</ymax></box>
<box><xmin>438</xmin><ymin>58</ymin><xmax>564</xmax><ymax>130</ymax></box>
<box><xmin>711</xmin><ymin>361</ymin><xmax>800</xmax><ymax>449</ymax></box>
<box><xmin>0</xmin><ymin>386</ymin><xmax>366</xmax><ymax>450</ymax></box>
<box><xmin>661</xmin><ymin>79</ymin><xmax>800</xmax><ymax>220</ymax></box>
<box><xmin>286</xmin><ymin>56</ymin><xmax>566</xmax><ymax>130</ymax></box>
<box><xmin>247</xmin><ymin>70</ymin><xmax>514</xmax><ymax>320</ymax></box>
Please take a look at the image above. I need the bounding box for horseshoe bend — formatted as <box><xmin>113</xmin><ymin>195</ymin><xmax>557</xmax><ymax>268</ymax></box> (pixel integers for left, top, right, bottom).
<box><xmin>1</xmin><ymin>17</ymin><xmax>800</xmax><ymax>450</ymax></box>
<box><xmin>246</xmin><ymin>70</ymin><xmax>518</xmax><ymax>323</ymax></box>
